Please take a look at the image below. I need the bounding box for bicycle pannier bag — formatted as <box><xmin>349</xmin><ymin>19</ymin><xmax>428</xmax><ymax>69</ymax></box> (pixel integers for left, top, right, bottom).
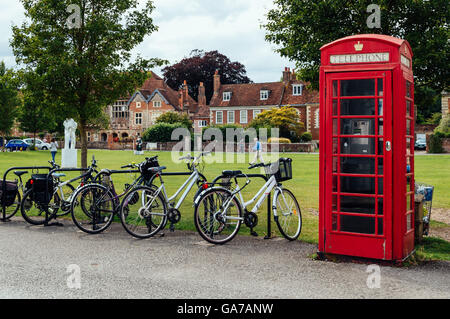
<box><xmin>0</xmin><ymin>180</ymin><xmax>18</xmax><ymax>207</ymax></box>
<box><xmin>31</xmin><ymin>174</ymin><xmax>53</xmax><ymax>205</ymax></box>
<box><xmin>140</xmin><ymin>158</ymin><xmax>160</xmax><ymax>180</ymax></box>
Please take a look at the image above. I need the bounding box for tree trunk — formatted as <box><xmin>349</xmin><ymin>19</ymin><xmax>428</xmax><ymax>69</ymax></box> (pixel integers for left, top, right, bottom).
<box><xmin>79</xmin><ymin>120</ymin><xmax>88</xmax><ymax>168</ymax></box>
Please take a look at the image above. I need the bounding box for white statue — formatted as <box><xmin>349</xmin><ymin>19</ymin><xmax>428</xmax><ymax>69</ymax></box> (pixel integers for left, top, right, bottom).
<box><xmin>64</xmin><ymin>119</ymin><xmax>77</xmax><ymax>150</ymax></box>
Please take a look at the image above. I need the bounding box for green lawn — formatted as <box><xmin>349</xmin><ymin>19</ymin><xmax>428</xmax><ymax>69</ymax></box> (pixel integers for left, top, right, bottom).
<box><xmin>0</xmin><ymin>150</ymin><xmax>449</xmax><ymax>260</ymax></box>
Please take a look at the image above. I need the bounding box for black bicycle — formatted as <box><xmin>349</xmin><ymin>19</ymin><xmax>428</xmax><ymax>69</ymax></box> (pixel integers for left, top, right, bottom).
<box><xmin>20</xmin><ymin>158</ymin><xmax>99</xmax><ymax>225</ymax></box>
<box><xmin>70</xmin><ymin>156</ymin><xmax>160</xmax><ymax>234</ymax></box>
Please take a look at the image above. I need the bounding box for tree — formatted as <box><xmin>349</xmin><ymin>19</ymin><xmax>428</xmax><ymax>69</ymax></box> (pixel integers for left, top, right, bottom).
<box><xmin>11</xmin><ymin>0</ymin><xmax>165</xmax><ymax>167</ymax></box>
<box><xmin>264</xmin><ymin>0</ymin><xmax>449</xmax><ymax>93</ymax></box>
<box><xmin>249</xmin><ymin>106</ymin><xmax>304</xmax><ymax>142</ymax></box>
<box><xmin>163</xmin><ymin>50</ymin><xmax>252</xmax><ymax>104</ymax></box>
<box><xmin>155</xmin><ymin>111</ymin><xmax>192</xmax><ymax>129</ymax></box>
<box><xmin>0</xmin><ymin>62</ymin><xmax>20</xmax><ymax>136</ymax></box>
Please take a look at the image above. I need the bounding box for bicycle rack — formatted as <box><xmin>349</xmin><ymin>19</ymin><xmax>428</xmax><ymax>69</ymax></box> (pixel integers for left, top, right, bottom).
<box><xmin>1</xmin><ymin>166</ymin><xmax>52</xmax><ymax>222</ymax></box>
<box><xmin>45</xmin><ymin>168</ymin><xmax>89</xmax><ymax>226</ymax></box>
<box><xmin>211</xmin><ymin>173</ymin><xmax>273</xmax><ymax>240</ymax></box>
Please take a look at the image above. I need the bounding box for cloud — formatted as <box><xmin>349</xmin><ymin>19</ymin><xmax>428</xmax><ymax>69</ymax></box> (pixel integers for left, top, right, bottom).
<box><xmin>1</xmin><ymin>0</ymin><xmax>291</xmax><ymax>82</ymax></box>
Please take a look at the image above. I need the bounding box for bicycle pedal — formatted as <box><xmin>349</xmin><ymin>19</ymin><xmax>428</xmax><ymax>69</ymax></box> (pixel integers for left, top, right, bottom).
<box><xmin>250</xmin><ymin>230</ymin><xmax>259</xmax><ymax>237</ymax></box>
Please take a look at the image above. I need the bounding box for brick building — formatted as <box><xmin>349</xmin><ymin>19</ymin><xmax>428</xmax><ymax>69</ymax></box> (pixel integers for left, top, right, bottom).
<box><xmin>209</xmin><ymin>68</ymin><xmax>320</xmax><ymax>140</ymax></box>
<box><xmin>87</xmin><ymin>72</ymin><xmax>209</xmax><ymax>146</ymax></box>
<box><xmin>442</xmin><ymin>91</ymin><xmax>450</xmax><ymax>117</ymax></box>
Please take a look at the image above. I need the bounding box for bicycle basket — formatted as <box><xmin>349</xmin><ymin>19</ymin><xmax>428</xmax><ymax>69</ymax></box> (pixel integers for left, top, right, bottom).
<box><xmin>31</xmin><ymin>174</ymin><xmax>54</xmax><ymax>205</ymax></box>
<box><xmin>265</xmin><ymin>158</ymin><xmax>293</xmax><ymax>182</ymax></box>
<box><xmin>0</xmin><ymin>180</ymin><xmax>18</xmax><ymax>207</ymax></box>
<box><xmin>140</xmin><ymin>158</ymin><xmax>160</xmax><ymax>180</ymax></box>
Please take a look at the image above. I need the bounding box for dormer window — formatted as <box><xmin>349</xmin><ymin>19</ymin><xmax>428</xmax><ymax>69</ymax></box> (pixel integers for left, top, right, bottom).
<box><xmin>293</xmin><ymin>84</ymin><xmax>303</xmax><ymax>96</ymax></box>
<box><xmin>223</xmin><ymin>92</ymin><xmax>232</xmax><ymax>101</ymax></box>
<box><xmin>260</xmin><ymin>90</ymin><xmax>269</xmax><ymax>100</ymax></box>
<box><xmin>153</xmin><ymin>101</ymin><xmax>161</xmax><ymax>108</ymax></box>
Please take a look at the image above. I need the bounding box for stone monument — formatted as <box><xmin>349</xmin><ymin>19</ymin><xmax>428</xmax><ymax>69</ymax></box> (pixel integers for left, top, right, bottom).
<box><xmin>61</xmin><ymin>118</ymin><xmax>78</xmax><ymax>168</ymax></box>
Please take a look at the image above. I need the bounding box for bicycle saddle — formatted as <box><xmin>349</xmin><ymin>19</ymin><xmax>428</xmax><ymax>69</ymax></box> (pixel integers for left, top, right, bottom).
<box><xmin>14</xmin><ymin>171</ymin><xmax>28</xmax><ymax>177</ymax></box>
<box><xmin>222</xmin><ymin>170</ymin><xmax>242</xmax><ymax>177</ymax></box>
<box><xmin>53</xmin><ymin>173</ymin><xmax>66</xmax><ymax>178</ymax></box>
<box><xmin>148</xmin><ymin>166</ymin><xmax>166</xmax><ymax>173</ymax></box>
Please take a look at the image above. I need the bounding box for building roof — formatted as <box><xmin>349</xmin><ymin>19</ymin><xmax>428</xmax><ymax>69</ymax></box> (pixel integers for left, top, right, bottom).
<box><xmin>209</xmin><ymin>80</ymin><xmax>319</xmax><ymax>108</ymax></box>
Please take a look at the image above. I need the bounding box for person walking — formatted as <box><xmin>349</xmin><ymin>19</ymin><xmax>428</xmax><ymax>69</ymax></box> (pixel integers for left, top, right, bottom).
<box><xmin>50</xmin><ymin>138</ymin><xmax>58</xmax><ymax>163</ymax></box>
<box><xmin>250</xmin><ymin>137</ymin><xmax>264</xmax><ymax>165</ymax></box>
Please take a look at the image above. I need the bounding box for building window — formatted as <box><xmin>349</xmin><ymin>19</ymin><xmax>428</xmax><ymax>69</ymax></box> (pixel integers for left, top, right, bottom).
<box><xmin>293</xmin><ymin>84</ymin><xmax>303</xmax><ymax>96</ymax></box>
<box><xmin>136</xmin><ymin>102</ymin><xmax>141</xmax><ymax>108</ymax></box>
<box><xmin>227</xmin><ymin>111</ymin><xmax>235</xmax><ymax>124</ymax></box>
<box><xmin>253</xmin><ymin>110</ymin><xmax>261</xmax><ymax>118</ymax></box>
<box><xmin>198</xmin><ymin>120</ymin><xmax>207</xmax><ymax>128</ymax></box>
<box><xmin>314</xmin><ymin>109</ymin><xmax>320</xmax><ymax>129</ymax></box>
<box><xmin>135</xmin><ymin>113</ymin><xmax>143</xmax><ymax>125</ymax></box>
<box><xmin>240</xmin><ymin>110</ymin><xmax>248</xmax><ymax>124</ymax></box>
<box><xmin>153</xmin><ymin>101</ymin><xmax>161</xmax><ymax>108</ymax></box>
<box><xmin>94</xmin><ymin>134</ymin><xmax>99</xmax><ymax>142</ymax></box>
<box><xmin>87</xmin><ymin>132</ymin><xmax>91</xmax><ymax>142</ymax></box>
<box><xmin>216</xmin><ymin>111</ymin><xmax>223</xmax><ymax>124</ymax></box>
<box><xmin>260</xmin><ymin>90</ymin><xmax>269</xmax><ymax>100</ymax></box>
<box><xmin>112</xmin><ymin>100</ymin><xmax>129</xmax><ymax>118</ymax></box>
<box><xmin>223</xmin><ymin>92</ymin><xmax>232</xmax><ymax>101</ymax></box>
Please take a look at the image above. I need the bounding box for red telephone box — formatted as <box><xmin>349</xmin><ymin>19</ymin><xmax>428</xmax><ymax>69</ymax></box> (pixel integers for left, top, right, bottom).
<box><xmin>319</xmin><ymin>34</ymin><xmax>415</xmax><ymax>261</ymax></box>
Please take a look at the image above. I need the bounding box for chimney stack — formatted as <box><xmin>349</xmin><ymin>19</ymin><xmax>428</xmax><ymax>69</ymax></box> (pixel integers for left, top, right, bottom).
<box><xmin>213</xmin><ymin>70</ymin><xmax>221</xmax><ymax>97</ymax></box>
<box><xmin>198</xmin><ymin>82</ymin><xmax>206</xmax><ymax>107</ymax></box>
<box><xmin>283</xmin><ymin>67</ymin><xmax>291</xmax><ymax>85</ymax></box>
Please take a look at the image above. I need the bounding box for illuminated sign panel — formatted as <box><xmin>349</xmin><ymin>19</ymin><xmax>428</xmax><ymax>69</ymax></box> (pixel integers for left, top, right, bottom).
<box><xmin>401</xmin><ymin>55</ymin><xmax>411</xmax><ymax>68</ymax></box>
<box><xmin>330</xmin><ymin>53</ymin><xmax>390</xmax><ymax>64</ymax></box>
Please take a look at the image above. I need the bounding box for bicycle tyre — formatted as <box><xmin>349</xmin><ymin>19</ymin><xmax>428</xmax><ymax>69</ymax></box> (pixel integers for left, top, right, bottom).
<box><xmin>119</xmin><ymin>186</ymin><xmax>168</xmax><ymax>239</ymax></box>
<box><xmin>71</xmin><ymin>184</ymin><xmax>116</xmax><ymax>234</ymax></box>
<box><xmin>194</xmin><ymin>187</ymin><xmax>243</xmax><ymax>245</ymax></box>
<box><xmin>274</xmin><ymin>188</ymin><xmax>302</xmax><ymax>241</ymax></box>
<box><xmin>2</xmin><ymin>191</ymin><xmax>21</xmax><ymax>220</ymax></box>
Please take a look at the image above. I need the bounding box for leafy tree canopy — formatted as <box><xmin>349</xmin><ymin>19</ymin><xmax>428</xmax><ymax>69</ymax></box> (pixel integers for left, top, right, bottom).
<box><xmin>163</xmin><ymin>50</ymin><xmax>252</xmax><ymax>104</ymax></box>
<box><xmin>0</xmin><ymin>61</ymin><xmax>20</xmax><ymax>136</ymax></box>
<box><xmin>249</xmin><ymin>106</ymin><xmax>305</xmax><ymax>142</ymax></box>
<box><xmin>11</xmin><ymin>0</ymin><xmax>165</xmax><ymax>167</ymax></box>
<box><xmin>155</xmin><ymin>111</ymin><xmax>192</xmax><ymax>129</ymax></box>
<box><xmin>264</xmin><ymin>0</ymin><xmax>449</xmax><ymax>93</ymax></box>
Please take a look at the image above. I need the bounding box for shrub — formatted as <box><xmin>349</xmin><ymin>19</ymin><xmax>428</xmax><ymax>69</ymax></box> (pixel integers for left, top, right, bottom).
<box><xmin>428</xmin><ymin>134</ymin><xmax>444</xmax><ymax>153</ymax></box>
<box><xmin>268</xmin><ymin>137</ymin><xmax>291</xmax><ymax>144</ymax></box>
<box><xmin>142</xmin><ymin>123</ymin><xmax>188</xmax><ymax>143</ymax></box>
<box><xmin>300</xmin><ymin>132</ymin><xmax>313</xmax><ymax>142</ymax></box>
<box><xmin>155</xmin><ymin>111</ymin><xmax>193</xmax><ymax>129</ymax></box>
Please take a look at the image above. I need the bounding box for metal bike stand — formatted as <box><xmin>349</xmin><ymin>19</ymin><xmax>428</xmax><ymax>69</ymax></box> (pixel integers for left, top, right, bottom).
<box><xmin>45</xmin><ymin>168</ymin><xmax>89</xmax><ymax>227</ymax></box>
<box><xmin>211</xmin><ymin>173</ymin><xmax>273</xmax><ymax>240</ymax></box>
<box><xmin>1</xmin><ymin>166</ymin><xmax>52</xmax><ymax>222</ymax></box>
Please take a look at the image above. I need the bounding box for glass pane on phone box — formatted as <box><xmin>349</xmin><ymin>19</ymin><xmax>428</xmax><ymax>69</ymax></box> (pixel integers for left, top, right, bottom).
<box><xmin>378</xmin><ymin>178</ymin><xmax>383</xmax><ymax>195</ymax></box>
<box><xmin>378</xmin><ymin>139</ymin><xmax>384</xmax><ymax>155</ymax></box>
<box><xmin>333</xmin><ymin>138</ymin><xmax>338</xmax><ymax>154</ymax></box>
<box><xmin>378</xmin><ymin>158</ymin><xmax>384</xmax><ymax>175</ymax></box>
<box><xmin>341</xmin><ymin>119</ymin><xmax>375</xmax><ymax>135</ymax></box>
<box><xmin>341</xmin><ymin>79</ymin><xmax>375</xmax><ymax>96</ymax></box>
<box><xmin>340</xmin><ymin>215</ymin><xmax>376</xmax><ymax>234</ymax></box>
<box><xmin>341</xmin><ymin>176</ymin><xmax>375</xmax><ymax>194</ymax></box>
<box><xmin>341</xmin><ymin>157</ymin><xmax>375</xmax><ymax>174</ymax></box>
<box><xmin>340</xmin><ymin>99</ymin><xmax>375</xmax><ymax>116</ymax></box>
<box><xmin>378</xmin><ymin>119</ymin><xmax>384</xmax><ymax>135</ymax></box>
<box><xmin>377</xmin><ymin>218</ymin><xmax>384</xmax><ymax>235</ymax></box>
<box><xmin>333</xmin><ymin>119</ymin><xmax>338</xmax><ymax>135</ymax></box>
<box><xmin>333</xmin><ymin>81</ymin><xmax>338</xmax><ymax>97</ymax></box>
<box><xmin>378</xmin><ymin>99</ymin><xmax>384</xmax><ymax>116</ymax></box>
<box><xmin>333</xmin><ymin>100</ymin><xmax>338</xmax><ymax>115</ymax></box>
<box><xmin>341</xmin><ymin>138</ymin><xmax>375</xmax><ymax>155</ymax></box>
<box><xmin>378</xmin><ymin>79</ymin><xmax>384</xmax><ymax>96</ymax></box>
<box><xmin>341</xmin><ymin>196</ymin><xmax>376</xmax><ymax>214</ymax></box>
<box><xmin>378</xmin><ymin>198</ymin><xmax>384</xmax><ymax>215</ymax></box>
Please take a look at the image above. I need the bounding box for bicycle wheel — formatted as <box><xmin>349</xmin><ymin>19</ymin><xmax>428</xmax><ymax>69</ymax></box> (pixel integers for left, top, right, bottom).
<box><xmin>20</xmin><ymin>189</ymin><xmax>60</xmax><ymax>225</ymax></box>
<box><xmin>55</xmin><ymin>183</ymin><xmax>76</xmax><ymax>216</ymax></box>
<box><xmin>119</xmin><ymin>186</ymin><xmax>167</xmax><ymax>239</ymax></box>
<box><xmin>2</xmin><ymin>191</ymin><xmax>21</xmax><ymax>220</ymax></box>
<box><xmin>274</xmin><ymin>188</ymin><xmax>302</xmax><ymax>241</ymax></box>
<box><xmin>71</xmin><ymin>184</ymin><xmax>115</xmax><ymax>234</ymax></box>
<box><xmin>194</xmin><ymin>188</ymin><xmax>242</xmax><ymax>245</ymax></box>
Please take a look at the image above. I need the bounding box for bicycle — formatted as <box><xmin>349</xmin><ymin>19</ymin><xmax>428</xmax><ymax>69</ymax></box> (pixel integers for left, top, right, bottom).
<box><xmin>20</xmin><ymin>158</ymin><xmax>98</xmax><ymax>225</ymax></box>
<box><xmin>119</xmin><ymin>151</ymin><xmax>211</xmax><ymax>239</ymax></box>
<box><xmin>193</xmin><ymin>158</ymin><xmax>302</xmax><ymax>245</ymax></box>
<box><xmin>70</xmin><ymin>156</ymin><xmax>162</xmax><ymax>234</ymax></box>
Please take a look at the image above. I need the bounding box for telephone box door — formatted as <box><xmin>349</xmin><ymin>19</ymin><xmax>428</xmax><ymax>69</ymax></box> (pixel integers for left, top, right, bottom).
<box><xmin>325</xmin><ymin>71</ymin><xmax>393</xmax><ymax>260</ymax></box>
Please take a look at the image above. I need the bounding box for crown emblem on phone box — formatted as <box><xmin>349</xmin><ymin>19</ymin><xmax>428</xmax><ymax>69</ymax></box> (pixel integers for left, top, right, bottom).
<box><xmin>354</xmin><ymin>41</ymin><xmax>364</xmax><ymax>51</ymax></box>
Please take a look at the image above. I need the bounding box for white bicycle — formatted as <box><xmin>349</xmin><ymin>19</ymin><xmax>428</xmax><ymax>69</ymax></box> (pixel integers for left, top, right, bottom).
<box><xmin>193</xmin><ymin>158</ymin><xmax>302</xmax><ymax>245</ymax></box>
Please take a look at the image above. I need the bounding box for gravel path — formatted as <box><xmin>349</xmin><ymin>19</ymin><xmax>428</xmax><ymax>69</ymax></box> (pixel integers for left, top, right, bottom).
<box><xmin>0</xmin><ymin>219</ymin><xmax>449</xmax><ymax>299</ymax></box>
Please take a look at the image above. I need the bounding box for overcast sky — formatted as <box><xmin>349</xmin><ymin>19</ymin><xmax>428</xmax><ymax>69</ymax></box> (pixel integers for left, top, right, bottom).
<box><xmin>0</xmin><ymin>0</ymin><xmax>292</xmax><ymax>83</ymax></box>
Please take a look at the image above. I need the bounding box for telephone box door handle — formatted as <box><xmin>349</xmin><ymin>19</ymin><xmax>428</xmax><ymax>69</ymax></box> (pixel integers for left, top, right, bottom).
<box><xmin>386</xmin><ymin>141</ymin><xmax>392</xmax><ymax>152</ymax></box>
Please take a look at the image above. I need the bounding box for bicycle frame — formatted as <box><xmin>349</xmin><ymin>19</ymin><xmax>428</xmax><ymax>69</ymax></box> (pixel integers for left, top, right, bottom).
<box><xmin>151</xmin><ymin>170</ymin><xmax>200</xmax><ymax>211</ymax></box>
